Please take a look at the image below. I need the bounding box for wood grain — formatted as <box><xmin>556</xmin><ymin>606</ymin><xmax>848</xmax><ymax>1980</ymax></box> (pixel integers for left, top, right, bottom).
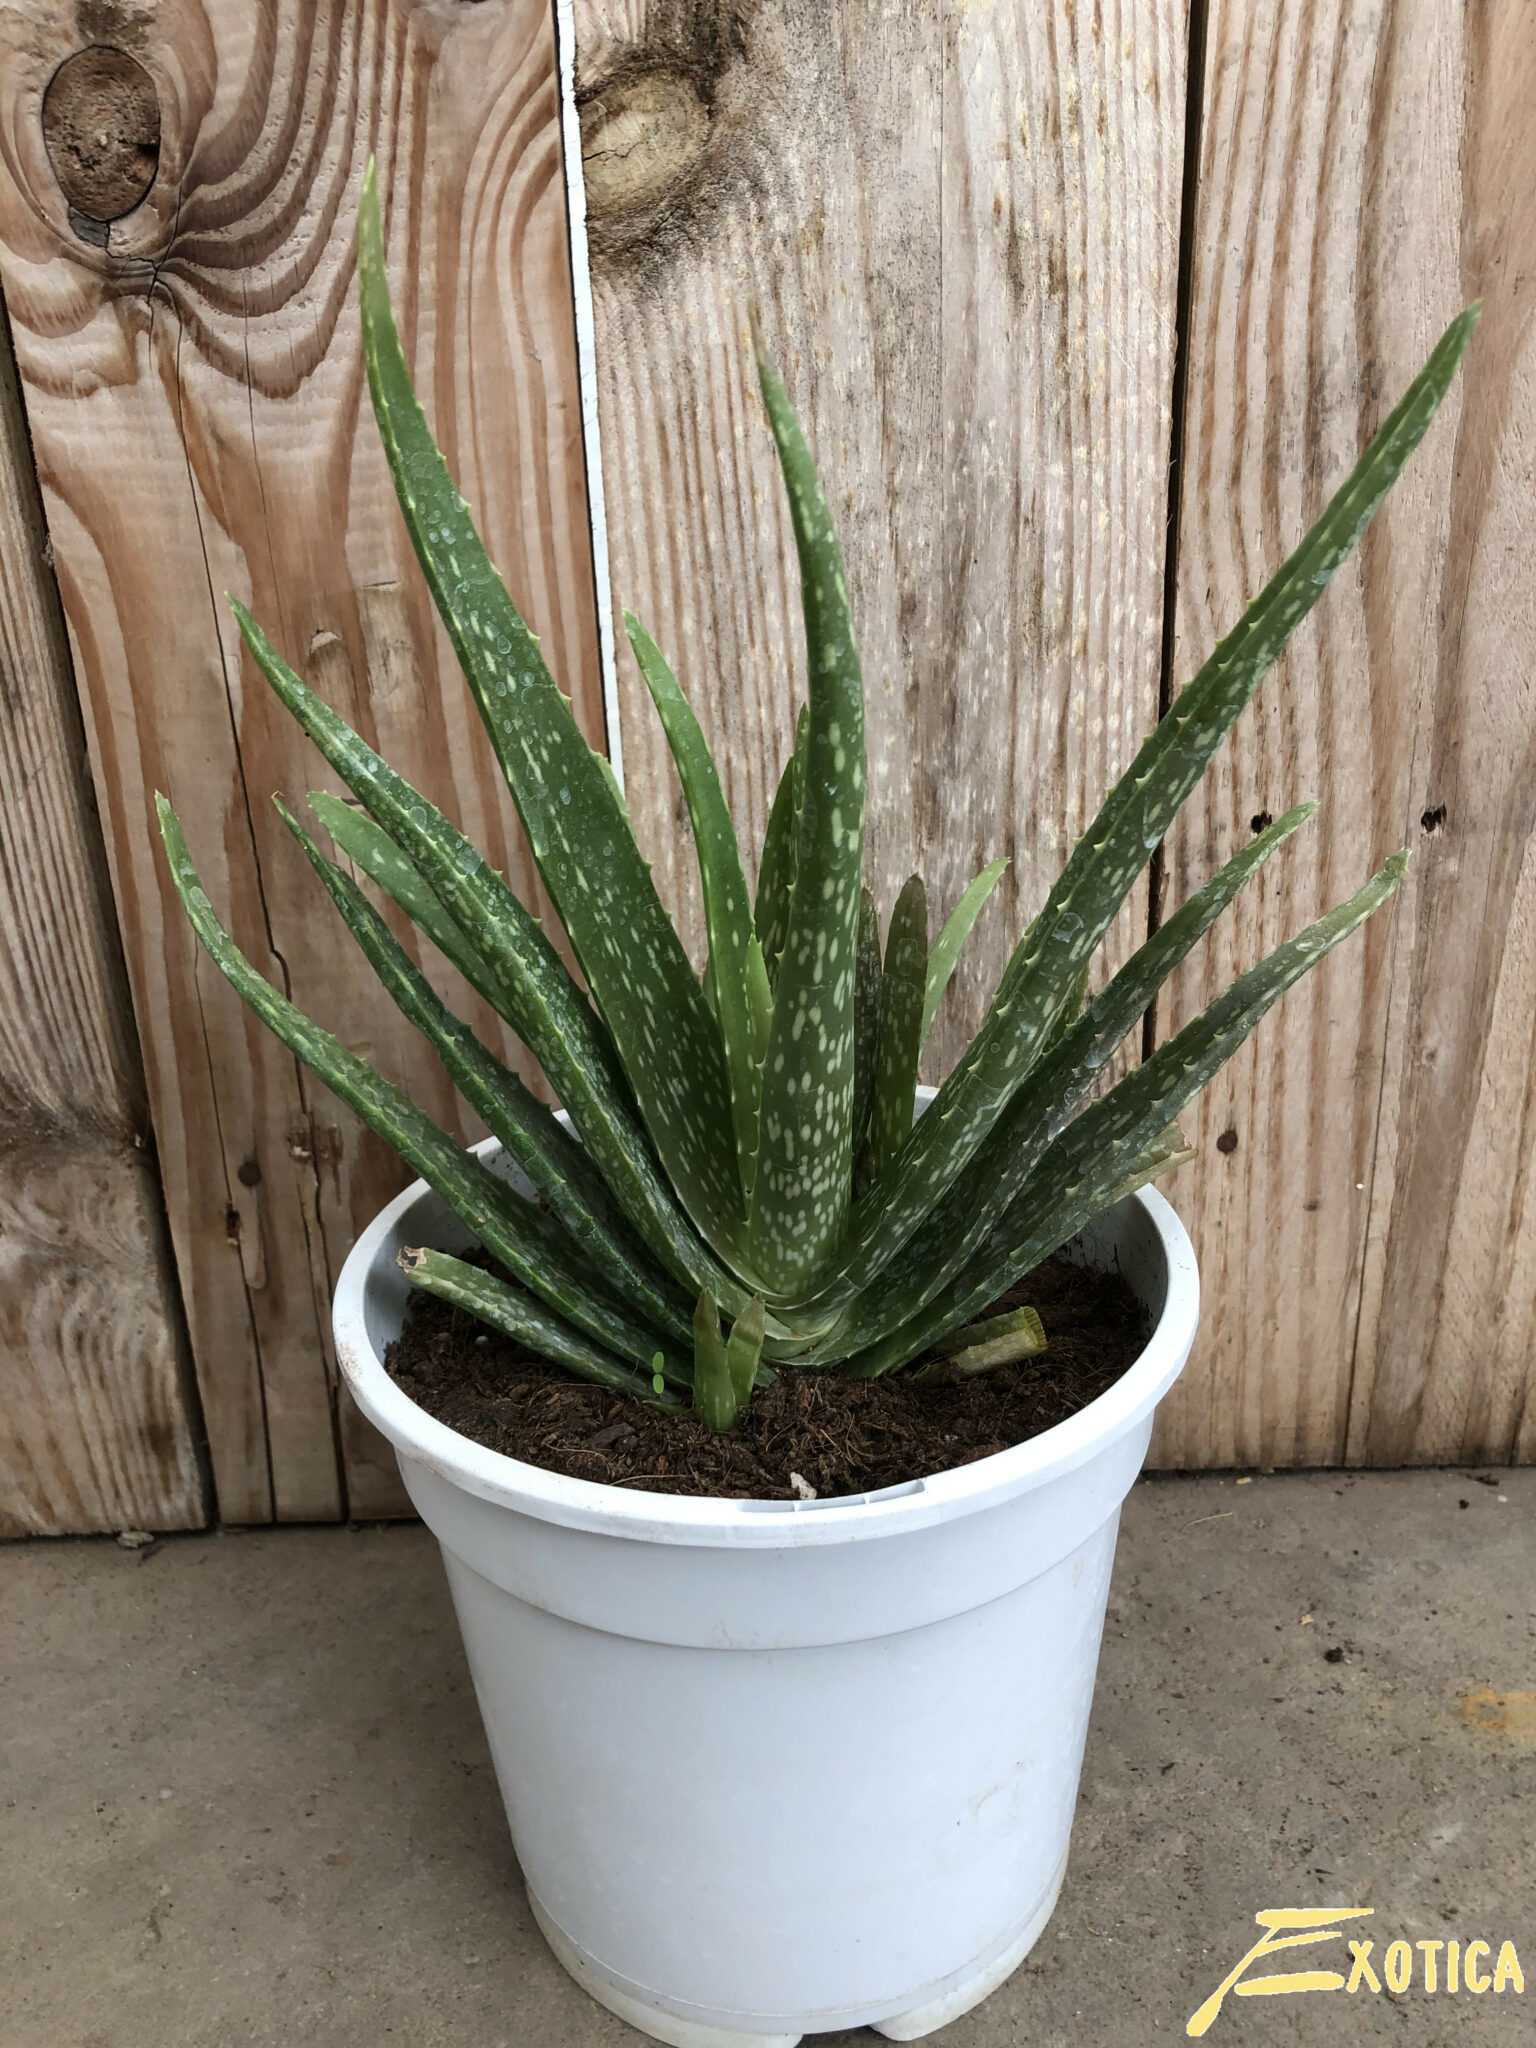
<box><xmin>0</xmin><ymin>290</ymin><xmax>204</xmax><ymax>1538</ymax></box>
<box><xmin>0</xmin><ymin>0</ymin><xmax>603</xmax><ymax>1521</ymax></box>
<box><xmin>1151</xmin><ymin>0</ymin><xmax>1536</xmax><ymax>1468</ymax></box>
<box><xmin>572</xmin><ymin>0</ymin><xmax>1185</xmax><ymax>1076</ymax></box>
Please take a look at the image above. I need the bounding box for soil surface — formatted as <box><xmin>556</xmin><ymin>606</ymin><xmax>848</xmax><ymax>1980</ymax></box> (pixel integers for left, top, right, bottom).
<box><xmin>385</xmin><ymin>1250</ymin><xmax>1146</xmax><ymax>1500</ymax></box>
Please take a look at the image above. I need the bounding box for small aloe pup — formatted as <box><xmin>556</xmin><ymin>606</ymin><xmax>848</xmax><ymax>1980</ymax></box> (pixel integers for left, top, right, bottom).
<box><xmin>158</xmin><ymin>164</ymin><xmax>1474</xmax><ymax>1437</ymax></box>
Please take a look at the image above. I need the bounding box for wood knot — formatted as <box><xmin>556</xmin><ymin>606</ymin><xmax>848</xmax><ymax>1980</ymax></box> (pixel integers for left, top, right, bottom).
<box><xmin>42</xmin><ymin>45</ymin><xmax>160</xmax><ymax>238</ymax></box>
<box><xmin>579</xmin><ymin>67</ymin><xmax>710</xmax><ymax>224</ymax></box>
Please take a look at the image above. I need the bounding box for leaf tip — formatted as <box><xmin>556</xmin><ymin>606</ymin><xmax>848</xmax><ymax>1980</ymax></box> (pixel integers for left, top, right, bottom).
<box><xmin>749</xmin><ymin>303</ymin><xmax>787</xmax><ymax>410</ymax></box>
<box><xmin>359</xmin><ymin>156</ymin><xmax>381</xmax><ymax>230</ymax></box>
<box><xmin>1437</xmin><ymin>301</ymin><xmax>1481</xmax><ymax>375</ymax></box>
<box><xmin>356</xmin><ymin>158</ymin><xmax>388</xmax><ymax>322</ymax></box>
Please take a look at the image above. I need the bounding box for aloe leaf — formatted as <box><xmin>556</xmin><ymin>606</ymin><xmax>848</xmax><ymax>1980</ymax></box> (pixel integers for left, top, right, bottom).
<box><xmin>840</xmin><ymin>850</ymin><xmax>1407</xmax><ymax>1377</ymax></box>
<box><xmin>867</xmin><ymin>876</ymin><xmax>927</xmax><ymax>1177</ymax></box>
<box><xmin>745</xmin><ymin>936</ymin><xmax>772</xmax><ymax>1057</ymax></box>
<box><xmin>851</xmin><ymin>884</ymin><xmax>883</xmax><ymax>1166</ymax></box>
<box><xmin>995</xmin><ymin>307</ymin><xmax>1474</xmax><ymax>1028</ymax></box>
<box><xmin>625</xmin><ymin>612</ymin><xmax>772</xmax><ymax>1195</ymax></box>
<box><xmin>158</xmin><ymin>796</ymin><xmax>691</xmax><ymax>1379</ymax></box>
<box><xmin>401</xmin><ymin>1248</ymin><xmax>686</xmax><ymax>1407</ymax></box>
<box><xmin>1042</xmin><ymin>958</ymin><xmax>1092</xmax><ymax>1055</ymax></box>
<box><xmin>1096</xmin><ymin>1122</ymin><xmax>1195</xmax><ymax>1210</ymax></box>
<box><xmin>356</xmin><ymin>163</ymin><xmax>742</xmax><ymax>1247</ymax></box>
<box><xmin>754</xmin><ymin>713</ymin><xmax>804</xmax><ymax>982</ymax></box>
<box><xmin>931</xmin><ymin>1303</ymin><xmax>1046</xmax><ymax>1358</ymax></box>
<box><xmin>692</xmin><ymin>1292</ymin><xmax>737</xmax><ymax>1431</ymax></box>
<box><xmin>921</xmin><ymin>859</ymin><xmax>1007</xmax><ymax>1047</ymax></box>
<box><xmin>745</xmin><ymin>350</ymin><xmax>867</xmax><ymax>1290</ymax></box>
<box><xmin>911</xmin><ymin>1305</ymin><xmax>1046</xmax><ymax>1382</ymax></box>
<box><xmin>229</xmin><ymin>601</ymin><xmax>775</xmax><ymax>1317</ymax></box>
<box><xmin>788</xmin><ymin>699</ymin><xmax>810</xmax><ymax>851</ymax></box>
<box><xmin>307</xmin><ymin>791</ymin><xmax>515</xmax><ymax>1021</ymax></box>
<box><xmin>725</xmin><ymin>1294</ymin><xmax>768</xmax><ymax>1409</ymax></box>
<box><xmin>313</xmin><ymin>783</ymin><xmax>639</xmax><ymax>1117</ymax></box>
<box><xmin>799</xmin><ymin>312</ymin><xmax>1473</xmax><ymax>1313</ymax></box>
<box><xmin>279</xmin><ymin>799</ymin><xmax>694</xmax><ymax>1349</ymax></box>
<box><xmin>802</xmin><ymin>803</ymin><xmax>1316</xmax><ymax>1356</ymax></box>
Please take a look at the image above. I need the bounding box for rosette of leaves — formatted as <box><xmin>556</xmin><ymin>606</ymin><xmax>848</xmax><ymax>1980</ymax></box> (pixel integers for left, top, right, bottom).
<box><xmin>158</xmin><ymin>165</ymin><xmax>1475</xmax><ymax>1433</ymax></box>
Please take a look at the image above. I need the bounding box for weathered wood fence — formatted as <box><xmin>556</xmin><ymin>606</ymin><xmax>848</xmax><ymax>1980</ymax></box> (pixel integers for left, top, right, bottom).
<box><xmin>1</xmin><ymin>0</ymin><xmax>1531</xmax><ymax>1534</ymax></box>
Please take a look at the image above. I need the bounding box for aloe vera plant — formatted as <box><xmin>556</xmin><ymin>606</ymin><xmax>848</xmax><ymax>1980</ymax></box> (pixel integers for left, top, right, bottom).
<box><xmin>157</xmin><ymin>167</ymin><xmax>1474</xmax><ymax>1437</ymax></box>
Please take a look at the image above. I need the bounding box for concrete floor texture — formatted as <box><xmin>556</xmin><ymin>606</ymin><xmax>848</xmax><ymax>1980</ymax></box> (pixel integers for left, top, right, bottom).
<box><xmin>3</xmin><ymin>1469</ymin><xmax>1533</xmax><ymax>2048</ymax></box>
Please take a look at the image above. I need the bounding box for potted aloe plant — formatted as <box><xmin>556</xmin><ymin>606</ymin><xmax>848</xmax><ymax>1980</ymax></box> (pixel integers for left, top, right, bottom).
<box><xmin>158</xmin><ymin>164</ymin><xmax>1472</xmax><ymax>2045</ymax></box>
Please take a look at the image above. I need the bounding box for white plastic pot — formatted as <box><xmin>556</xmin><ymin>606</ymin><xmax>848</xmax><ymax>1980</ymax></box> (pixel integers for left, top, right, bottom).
<box><xmin>334</xmin><ymin>1112</ymin><xmax>1198</xmax><ymax>2047</ymax></box>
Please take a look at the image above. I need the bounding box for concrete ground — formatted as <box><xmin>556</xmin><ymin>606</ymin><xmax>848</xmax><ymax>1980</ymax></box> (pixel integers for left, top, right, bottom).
<box><xmin>3</xmin><ymin>1470</ymin><xmax>1532</xmax><ymax>2048</ymax></box>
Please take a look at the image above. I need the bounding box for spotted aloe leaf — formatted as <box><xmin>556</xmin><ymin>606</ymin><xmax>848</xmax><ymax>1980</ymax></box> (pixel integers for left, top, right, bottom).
<box><xmin>866</xmin><ymin>876</ymin><xmax>927</xmax><ymax>1178</ymax></box>
<box><xmin>306</xmin><ymin>790</ymin><xmax>521</xmax><ymax>1026</ymax></box>
<box><xmin>356</xmin><ymin>162</ymin><xmax>741</xmax><ymax>1250</ymax></box>
<box><xmin>157</xmin><ymin>796</ymin><xmax>691</xmax><ymax>1381</ymax></box>
<box><xmin>745</xmin><ymin>349</ymin><xmax>867</xmax><ymax>1291</ymax></box>
<box><xmin>921</xmin><ymin>859</ymin><xmax>1007</xmax><ymax>1047</ymax></box>
<box><xmin>755</xmin><ymin>705</ymin><xmax>808</xmax><ymax>984</ymax></box>
<box><xmin>229</xmin><ymin>602</ymin><xmax>768</xmax><ymax>1314</ymax></box>
<box><xmin>1041</xmin><ymin>958</ymin><xmax>1092</xmax><ymax>1055</ymax></box>
<box><xmin>795</xmin><ymin>306</ymin><xmax>1476</xmax><ymax>1314</ymax></box>
<box><xmin>810</xmin><ymin>803</ymin><xmax>1318</xmax><ymax>1358</ymax></box>
<box><xmin>850</xmin><ymin>884</ymin><xmax>883</xmax><ymax>1176</ymax></box>
<box><xmin>754</xmin><ymin>750</ymin><xmax>795</xmax><ymax>963</ymax></box>
<box><xmin>401</xmin><ymin>1249</ymin><xmax>686</xmax><ymax>1407</ymax></box>
<box><xmin>279</xmin><ymin>799</ymin><xmax>694</xmax><ymax>1350</ymax></box>
<box><xmin>839</xmin><ymin>849</ymin><xmax>1408</xmax><ymax>1377</ymax></box>
<box><xmin>625</xmin><ymin>612</ymin><xmax>772</xmax><ymax>1199</ymax></box>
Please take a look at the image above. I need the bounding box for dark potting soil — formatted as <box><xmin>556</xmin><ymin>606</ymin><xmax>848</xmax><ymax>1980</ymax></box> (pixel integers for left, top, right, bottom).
<box><xmin>384</xmin><ymin>1248</ymin><xmax>1147</xmax><ymax>1501</ymax></box>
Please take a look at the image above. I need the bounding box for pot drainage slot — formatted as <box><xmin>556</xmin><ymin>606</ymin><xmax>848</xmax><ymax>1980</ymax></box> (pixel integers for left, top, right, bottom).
<box><xmin>735</xmin><ymin>1478</ymin><xmax>926</xmax><ymax>1513</ymax></box>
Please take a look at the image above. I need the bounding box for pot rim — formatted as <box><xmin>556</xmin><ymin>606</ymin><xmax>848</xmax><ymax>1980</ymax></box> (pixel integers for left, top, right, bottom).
<box><xmin>334</xmin><ymin>1135</ymin><xmax>1199</xmax><ymax>1549</ymax></box>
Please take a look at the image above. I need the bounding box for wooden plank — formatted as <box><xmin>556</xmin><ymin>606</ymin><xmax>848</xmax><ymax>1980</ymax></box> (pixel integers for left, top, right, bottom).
<box><xmin>1348</xmin><ymin>2</ymin><xmax>1536</xmax><ymax>1467</ymax></box>
<box><xmin>1150</xmin><ymin>0</ymin><xmax>1536</xmax><ymax>1468</ymax></box>
<box><xmin>572</xmin><ymin>0</ymin><xmax>1185</xmax><ymax>1075</ymax></box>
<box><xmin>0</xmin><ymin>288</ymin><xmax>205</xmax><ymax>1538</ymax></box>
<box><xmin>0</xmin><ymin>2</ymin><xmax>603</xmax><ymax>1521</ymax></box>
